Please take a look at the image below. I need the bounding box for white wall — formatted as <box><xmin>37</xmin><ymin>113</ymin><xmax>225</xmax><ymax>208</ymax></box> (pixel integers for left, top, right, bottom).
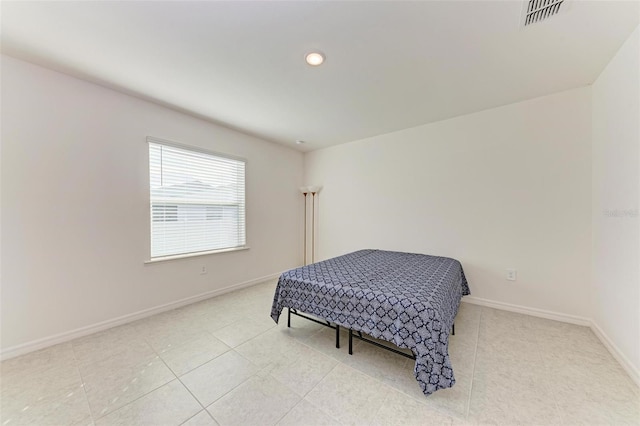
<box><xmin>591</xmin><ymin>26</ymin><xmax>640</xmax><ymax>377</ymax></box>
<box><xmin>0</xmin><ymin>56</ymin><xmax>304</xmax><ymax>353</ymax></box>
<box><xmin>305</xmin><ymin>87</ymin><xmax>592</xmax><ymax>318</ymax></box>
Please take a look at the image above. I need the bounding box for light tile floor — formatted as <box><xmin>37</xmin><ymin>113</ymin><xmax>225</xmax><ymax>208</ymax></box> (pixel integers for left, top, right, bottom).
<box><xmin>1</xmin><ymin>280</ymin><xmax>638</xmax><ymax>425</ymax></box>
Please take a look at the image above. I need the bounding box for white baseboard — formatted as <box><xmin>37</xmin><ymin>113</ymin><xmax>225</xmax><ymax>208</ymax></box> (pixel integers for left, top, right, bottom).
<box><xmin>462</xmin><ymin>296</ymin><xmax>592</xmax><ymax>326</ymax></box>
<box><xmin>462</xmin><ymin>295</ymin><xmax>639</xmax><ymax>387</ymax></box>
<box><xmin>0</xmin><ymin>273</ymin><xmax>281</xmax><ymax>361</ymax></box>
<box><xmin>4</xmin><ymin>281</ymin><xmax>639</xmax><ymax>389</ymax></box>
<box><xmin>590</xmin><ymin>321</ymin><xmax>640</xmax><ymax>387</ymax></box>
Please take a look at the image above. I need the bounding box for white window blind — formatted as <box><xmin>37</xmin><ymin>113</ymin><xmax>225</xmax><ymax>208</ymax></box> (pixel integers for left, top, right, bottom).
<box><xmin>149</xmin><ymin>139</ymin><xmax>246</xmax><ymax>258</ymax></box>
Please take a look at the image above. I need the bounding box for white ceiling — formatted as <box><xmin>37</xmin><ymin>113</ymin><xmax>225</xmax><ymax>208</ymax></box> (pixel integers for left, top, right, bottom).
<box><xmin>1</xmin><ymin>1</ymin><xmax>638</xmax><ymax>152</ymax></box>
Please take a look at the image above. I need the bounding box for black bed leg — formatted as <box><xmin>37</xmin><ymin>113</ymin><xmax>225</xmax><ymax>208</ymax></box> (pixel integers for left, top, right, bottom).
<box><xmin>335</xmin><ymin>325</ymin><xmax>340</xmax><ymax>349</ymax></box>
<box><xmin>452</xmin><ymin>323</ymin><xmax>455</xmax><ymax>336</ymax></box>
<box><xmin>287</xmin><ymin>307</ymin><xmax>291</xmax><ymax>328</ymax></box>
<box><xmin>349</xmin><ymin>329</ymin><xmax>353</xmax><ymax>355</ymax></box>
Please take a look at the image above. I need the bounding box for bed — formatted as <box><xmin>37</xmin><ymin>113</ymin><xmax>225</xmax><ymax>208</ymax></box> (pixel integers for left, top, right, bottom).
<box><xmin>270</xmin><ymin>249</ymin><xmax>470</xmax><ymax>396</ymax></box>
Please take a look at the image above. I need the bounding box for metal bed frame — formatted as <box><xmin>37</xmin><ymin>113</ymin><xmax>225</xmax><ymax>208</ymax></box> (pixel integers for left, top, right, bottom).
<box><xmin>287</xmin><ymin>306</ymin><xmax>454</xmax><ymax>360</ymax></box>
<box><xmin>288</xmin><ymin>307</ymin><xmax>341</xmax><ymax>348</ymax></box>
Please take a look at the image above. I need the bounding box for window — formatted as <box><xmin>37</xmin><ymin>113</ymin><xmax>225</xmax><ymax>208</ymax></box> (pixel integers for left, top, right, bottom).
<box><xmin>206</xmin><ymin>206</ymin><xmax>223</xmax><ymax>221</ymax></box>
<box><xmin>152</xmin><ymin>204</ymin><xmax>178</xmax><ymax>222</ymax></box>
<box><xmin>148</xmin><ymin>138</ymin><xmax>246</xmax><ymax>258</ymax></box>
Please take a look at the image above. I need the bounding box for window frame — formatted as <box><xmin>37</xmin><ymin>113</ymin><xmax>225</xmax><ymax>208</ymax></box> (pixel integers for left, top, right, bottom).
<box><xmin>145</xmin><ymin>136</ymin><xmax>249</xmax><ymax>263</ymax></box>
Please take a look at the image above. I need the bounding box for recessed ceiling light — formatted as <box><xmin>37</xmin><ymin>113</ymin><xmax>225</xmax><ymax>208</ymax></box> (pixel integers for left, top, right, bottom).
<box><xmin>305</xmin><ymin>52</ymin><xmax>325</xmax><ymax>66</ymax></box>
<box><xmin>296</xmin><ymin>140</ymin><xmax>306</xmax><ymax>145</ymax></box>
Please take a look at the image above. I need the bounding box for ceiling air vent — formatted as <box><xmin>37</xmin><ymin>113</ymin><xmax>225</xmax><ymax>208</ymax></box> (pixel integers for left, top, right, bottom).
<box><xmin>522</xmin><ymin>0</ymin><xmax>566</xmax><ymax>26</ymax></box>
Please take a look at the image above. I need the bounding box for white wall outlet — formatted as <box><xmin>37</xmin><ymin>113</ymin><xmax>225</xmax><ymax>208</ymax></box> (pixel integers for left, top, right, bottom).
<box><xmin>506</xmin><ymin>269</ymin><xmax>517</xmax><ymax>281</ymax></box>
<box><xmin>200</xmin><ymin>266</ymin><xmax>208</xmax><ymax>275</ymax></box>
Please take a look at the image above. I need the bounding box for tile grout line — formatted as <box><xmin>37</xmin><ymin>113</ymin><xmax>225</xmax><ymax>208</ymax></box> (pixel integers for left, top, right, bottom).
<box><xmin>196</xmin><ymin>349</ymin><xmax>268</xmax><ymax>411</ymax></box>
<box><xmin>268</xmin><ymin>341</ymin><xmax>344</xmax><ymax>426</ymax></box>
<box><xmin>528</xmin><ymin>319</ymin><xmax>565</xmax><ymax>425</ymax></box>
<box><xmin>6</xmin><ymin>281</ymin><xmax>638</xmax><ymax>425</ymax></box>
<box><xmin>142</xmin><ymin>332</ymin><xmax>219</xmax><ymax>422</ymax></box>
<box><xmin>464</xmin><ymin>306</ymin><xmax>482</xmax><ymax>420</ymax></box>
<box><xmin>306</xmin><ymin>353</ymin><xmax>342</xmax><ymax>398</ymax></box>
<box><xmin>330</xmin><ymin>359</ymin><xmax>438</xmax><ymax>424</ymax></box>
<box><xmin>369</xmin><ymin>377</ymin><xmax>395</xmax><ymax>424</ymax></box>
<box><xmin>270</xmin><ymin>394</ymin><xmax>303</xmax><ymax>426</ymax></box>
<box><xmin>255</xmin><ymin>350</ymin><xmax>339</xmax><ymax>400</ymax></box>
<box><xmin>236</xmin><ymin>324</ymin><xmax>350</xmax><ymax>425</ymax></box>
<box><xmin>154</xmin><ymin>356</ymin><xmax>218</xmax><ymax>426</ymax></box>
<box><xmin>86</xmin><ymin>324</ymin><xmax>221</xmax><ymax>423</ymax></box>
<box><xmin>178</xmin><ymin>410</ymin><xmax>216</xmax><ymax>426</ymax></box>
<box><xmin>93</xmin><ymin>374</ymin><xmax>178</xmax><ymax>421</ymax></box>
<box><xmin>89</xmin><ymin>332</ymin><xmax>183</xmax><ymax>422</ymax></box>
<box><xmin>378</xmin><ymin>362</ymin><xmax>460</xmax><ymax>421</ymax></box>
<box><xmin>211</xmin><ymin>318</ymin><xmax>278</xmax><ymax>350</ymax></box>
<box><xmin>330</xmin><ymin>334</ymin><xmax>456</xmax><ymax>420</ymax></box>
<box><xmin>295</xmin><ymin>325</ymin><xmax>457</xmax><ymax>422</ymax></box>
<box><xmin>292</xmin><ymin>362</ymin><xmax>345</xmax><ymax>424</ymax></box>
<box><xmin>161</xmin><ymin>311</ymin><xmax>293</xmax><ymax>420</ymax></box>
<box><xmin>152</xmin><ymin>329</ymin><xmax>233</xmax><ymax>377</ymax></box>
<box><xmin>69</xmin><ymin>343</ymin><xmax>97</xmax><ymax>425</ymax></box>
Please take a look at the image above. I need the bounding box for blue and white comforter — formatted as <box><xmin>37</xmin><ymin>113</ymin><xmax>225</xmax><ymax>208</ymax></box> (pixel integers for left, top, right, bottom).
<box><xmin>270</xmin><ymin>249</ymin><xmax>470</xmax><ymax>396</ymax></box>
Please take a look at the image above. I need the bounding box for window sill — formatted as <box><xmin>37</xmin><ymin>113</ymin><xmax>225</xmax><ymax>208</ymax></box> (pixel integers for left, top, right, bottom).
<box><xmin>144</xmin><ymin>246</ymin><xmax>250</xmax><ymax>264</ymax></box>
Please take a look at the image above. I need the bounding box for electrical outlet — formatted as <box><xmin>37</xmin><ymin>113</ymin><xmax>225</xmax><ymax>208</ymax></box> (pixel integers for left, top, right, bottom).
<box><xmin>200</xmin><ymin>266</ymin><xmax>207</xmax><ymax>275</ymax></box>
<box><xmin>506</xmin><ymin>269</ymin><xmax>517</xmax><ymax>281</ymax></box>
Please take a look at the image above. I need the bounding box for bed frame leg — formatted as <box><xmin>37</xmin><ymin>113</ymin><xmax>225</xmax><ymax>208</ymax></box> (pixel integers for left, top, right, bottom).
<box><xmin>452</xmin><ymin>323</ymin><xmax>455</xmax><ymax>336</ymax></box>
<box><xmin>335</xmin><ymin>325</ymin><xmax>340</xmax><ymax>349</ymax></box>
<box><xmin>287</xmin><ymin>307</ymin><xmax>291</xmax><ymax>328</ymax></box>
<box><xmin>348</xmin><ymin>329</ymin><xmax>353</xmax><ymax>355</ymax></box>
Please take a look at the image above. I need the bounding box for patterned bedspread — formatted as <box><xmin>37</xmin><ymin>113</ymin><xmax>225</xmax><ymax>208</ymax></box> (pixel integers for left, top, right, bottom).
<box><xmin>270</xmin><ymin>249</ymin><xmax>470</xmax><ymax>396</ymax></box>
